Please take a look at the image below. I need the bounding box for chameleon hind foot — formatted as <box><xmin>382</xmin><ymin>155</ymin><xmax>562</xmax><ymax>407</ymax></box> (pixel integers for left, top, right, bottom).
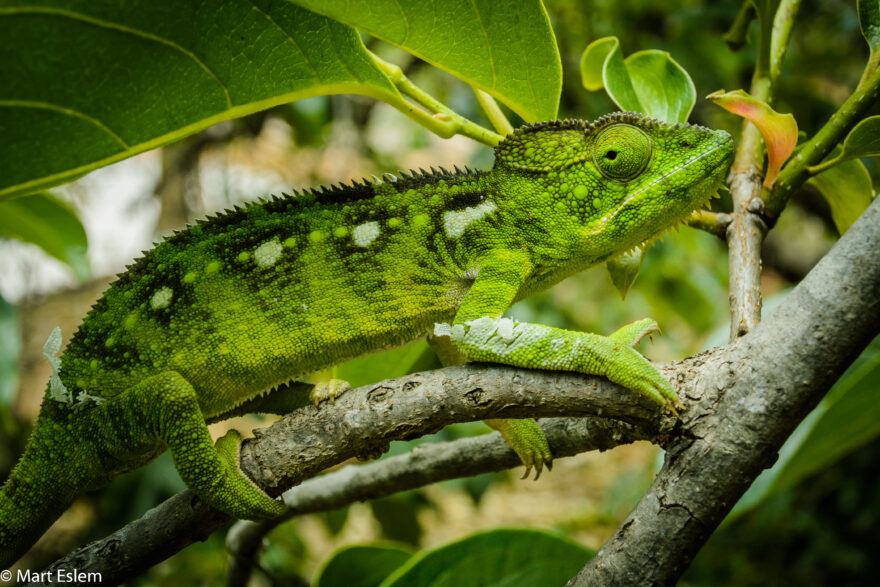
<box><xmin>485</xmin><ymin>418</ymin><xmax>553</xmax><ymax>479</ymax></box>
<box><xmin>311</xmin><ymin>378</ymin><xmax>352</xmax><ymax>405</ymax></box>
<box><xmin>103</xmin><ymin>372</ymin><xmax>285</xmax><ymax>520</ymax></box>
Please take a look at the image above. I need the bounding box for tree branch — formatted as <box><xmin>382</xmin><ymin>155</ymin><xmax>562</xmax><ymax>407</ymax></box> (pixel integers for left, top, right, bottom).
<box><xmin>31</xmin><ymin>367</ymin><xmax>669</xmax><ymax>585</ymax></box>
<box><xmin>569</xmin><ymin>195</ymin><xmax>880</xmax><ymax>586</ymax></box>
<box><xmin>726</xmin><ymin>0</ymin><xmax>800</xmax><ymax>339</ymax></box>
<box><xmin>225</xmin><ymin>416</ymin><xmax>656</xmax><ymax>587</ymax></box>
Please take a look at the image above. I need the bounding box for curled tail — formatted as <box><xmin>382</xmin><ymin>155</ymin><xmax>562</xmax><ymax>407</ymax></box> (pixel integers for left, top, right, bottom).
<box><xmin>0</xmin><ymin>411</ymin><xmax>96</xmax><ymax>567</ymax></box>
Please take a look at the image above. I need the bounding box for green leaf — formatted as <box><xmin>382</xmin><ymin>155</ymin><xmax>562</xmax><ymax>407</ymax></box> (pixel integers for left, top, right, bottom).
<box><xmin>288</xmin><ymin>0</ymin><xmax>561</xmax><ymax>122</ymax></box>
<box><xmin>859</xmin><ymin>0</ymin><xmax>880</xmax><ymax>55</ymax></box>
<box><xmin>0</xmin><ymin>193</ymin><xmax>90</xmax><ymax>280</ymax></box>
<box><xmin>731</xmin><ymin>335</ymin><xmax>880</xmax><ymax>518</ymax></box>
<box><xmin>814</xmin><ymin>116</ymin><xmax>880</xmax><ymax>167</ymax></box>
<box><xmin>380</xmin><ymin>528</ymin><xmax>592</xmax><ymax>587</ymax></box>
<box><xmin>0</xmin><ymin>0</ymin><xmax>400</xmax><ymax>201</ymax></box>
<box><xmin>605</xmin><ymin>247</ymin><xmax>645</xmax><ymax>299</ymax></box>
<box><xmin>579</xmin><ymin>37</ymin><xmax>695</xmax><ymax>123</ymax></box>
<box><xmin>707</xmin><ymin>89</ymin><xmax>798</xmax><ymax>187</ymax></box>
<box><xmin>315</xmin><ymin>544</ymin><xmax>413</xmax><ymax>587</ymax></box>
<box><xmin>0</xmin><ymin>294</ymin><xmax>20</xmax><ymax>406</ymax></box>
<box><xmin>807</xmin><ymin>157</ymin><xmax>875</xmax><ymax>234</ymax></box>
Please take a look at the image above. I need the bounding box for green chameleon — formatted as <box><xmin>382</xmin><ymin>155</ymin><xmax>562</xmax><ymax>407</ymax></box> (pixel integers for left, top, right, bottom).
<box><xmin>0</xmin><ymin>112</ymin><xmax>733</xmax><ymax>565</ymax></box>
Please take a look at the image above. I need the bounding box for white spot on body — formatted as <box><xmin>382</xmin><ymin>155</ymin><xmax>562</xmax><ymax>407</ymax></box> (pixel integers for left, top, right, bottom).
<box><xmin>150</xmin><ymin>287</ymin><xmax>173</xmax><ymax>310</ymax></box>
<box><xmin>443</xmin><ymin>201</ymin><xmax>497</xmax><ymax>238</ymax></box>
<box><xmin>254</xmin><ymin>238</ymin><xmax>283</xmax><ymax>267</ymax></box>
<box><xmin>353</xmin><ymin>221</ymin><xmax>380</xmax><ymax>247</ymax></box>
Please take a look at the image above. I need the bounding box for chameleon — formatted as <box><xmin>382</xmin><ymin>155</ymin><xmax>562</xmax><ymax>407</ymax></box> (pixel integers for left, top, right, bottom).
<box><xmin>0</xmin><ymin>112</ymin><xmax>733</xmax><ymax>565</ymax></box>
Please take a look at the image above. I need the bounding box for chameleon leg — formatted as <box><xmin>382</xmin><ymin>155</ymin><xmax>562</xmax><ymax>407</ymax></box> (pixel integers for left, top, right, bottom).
<box><xmin>428</xmin><ymin>334</ymin><xmax>552</xmax><ymax>479</ymax></box>
<box><xmin>437</xmin><ymin>250</ymin><xmax>679</xmax><ymax>417</ymax></box>
<box><xmin>439</xmin><ymin>317</ymin><xmax>680</xmax><ymax>411</ymax></box>
<box><xmin>433</xmin><ymin>251</ymin><xmax>553</xmax><ymax>477</ymax></box>
<box><xmin>102</xmin><ymin>372</ymin><xmax>285</xmax><ymax>519</ymax></box>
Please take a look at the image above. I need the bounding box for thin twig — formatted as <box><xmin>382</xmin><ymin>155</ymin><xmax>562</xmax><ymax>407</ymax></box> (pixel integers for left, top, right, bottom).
<box><xmin>370</xmin><ymin>53</ymin><xmax>503</xmax><ymax>147</ymax></box>
<box><xmin>726</xmin><ymin>0</ymin><xmax>801</xmax><ymax>340</ymax></box>
<box><xmin>768</xmin><ymin>65</ymin><xmax>880</xmax><ymax>216</ymax></box>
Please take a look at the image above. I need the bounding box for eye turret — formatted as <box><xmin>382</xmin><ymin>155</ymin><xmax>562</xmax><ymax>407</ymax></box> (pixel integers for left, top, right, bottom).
<box><xmin>592</xmin><ymin>124</ymin><xmax>652</xmax><ymax>180</ymax></box>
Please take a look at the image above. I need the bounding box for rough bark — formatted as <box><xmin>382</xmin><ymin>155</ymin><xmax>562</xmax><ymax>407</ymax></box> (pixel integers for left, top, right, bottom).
<box><xmin>570</xmin><ymin>194</ymin><xmax>880</xmax><ymax>585</ymax></box>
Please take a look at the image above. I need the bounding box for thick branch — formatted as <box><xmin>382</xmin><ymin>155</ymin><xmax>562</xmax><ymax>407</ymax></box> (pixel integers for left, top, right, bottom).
<box><xmin>224</xmin><ymin>416</ymin><xmax>655</xmax><ymax>586</ymax></box>
<box><xmin>32</xmin><ymin>368</ymin><xmax>668</xmax><ymax>585</ymax></box>
<box><xmin>570</xmin><ymin>196</ymin><xmax>880</xmax><ymax>586</ymax></box>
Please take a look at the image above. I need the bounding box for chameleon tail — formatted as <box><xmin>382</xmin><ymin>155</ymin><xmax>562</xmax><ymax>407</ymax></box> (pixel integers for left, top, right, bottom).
<box><xmin>0</xmin><ymin>408</ymin><xmax>94</xmax><ymax>568</ymax></box>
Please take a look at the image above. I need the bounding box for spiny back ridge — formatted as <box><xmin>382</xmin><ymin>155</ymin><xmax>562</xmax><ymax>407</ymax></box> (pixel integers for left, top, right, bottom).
<box><xmin>166</xmin><ymin>165</ymin><xmax>487</xmax><ymax>247</ymax></box>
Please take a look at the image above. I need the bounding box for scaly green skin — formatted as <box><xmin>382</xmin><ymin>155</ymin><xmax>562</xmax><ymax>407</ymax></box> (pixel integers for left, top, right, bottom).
<box><xmin>0</xmin><ymin>112</ymin><xmax>733</xmax><ymax>565</ymax></box>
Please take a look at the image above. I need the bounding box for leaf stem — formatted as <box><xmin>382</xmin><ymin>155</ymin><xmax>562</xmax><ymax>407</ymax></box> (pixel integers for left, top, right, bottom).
<box><xmin>370</xmin><ymin>53</ymin><xmax>503</xmax><ymax>147</ymax></box>
<box><xmin>472</xmin><ymin>88</ymin><xmax>514</xmax><ymax>136</ymax></box>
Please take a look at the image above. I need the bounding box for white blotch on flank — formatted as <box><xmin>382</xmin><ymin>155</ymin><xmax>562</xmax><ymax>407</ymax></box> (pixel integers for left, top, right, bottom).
<box><xmin>443</xmin><ymin>201</ymin><xmax>497</xmax><ymax>238</ymax></box>
<box><xmin>353</xmin><ymin>221</ymin><xmax>380</xmax><ymax>247</ymax></box>
<box><xmin>255</xmin><ymin>238</ymin><xmax>283</xmax><ymax>267</ymax></box>
<box><xmin>150</xmin><ymin>287</ymin><xmax>173</xmax><ymax>310</ymax></box>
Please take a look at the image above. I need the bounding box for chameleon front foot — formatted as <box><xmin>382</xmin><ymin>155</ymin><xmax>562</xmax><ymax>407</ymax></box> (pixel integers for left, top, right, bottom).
<box><xmin>311</xmin><ymin>378</ymin><xmax>352</xmax><ymax>405</ymax></box>
<box><xmin>485</xmin><ymin>418</ymin><xmax>553</xmax><ymax>480</ymax></box>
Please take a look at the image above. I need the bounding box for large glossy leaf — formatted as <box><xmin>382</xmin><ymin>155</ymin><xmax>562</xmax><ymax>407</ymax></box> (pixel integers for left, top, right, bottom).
<box><xmin>289</xmin><ymin>0</ymin><xmax>561</xmax><ymax>122</ymax></box>
<box><xmin>0</xmin><ymin>0</ymin><xmax>400</xmax><ymax>200</ymax></box>
<box><xmin>315</xmin><ymin>544</ymin><xmax>413</xmax><ymax>587</ymax></box>
<box><xmin>580</xmin><ymin>37</ymin><xmax>695</xmax><ymax>123</ymax></box>
<box><xmin>707</xmin><ymin>89</ymin><xmax>797</xmax><ymax>187</ymax></box>
<box><xmin>807</xmin><ymin>157</ymin><xmax>875</xmax><ymax>234</ymax></box>
<box><xmin>731</xmin><ymin>335</ymin><xmax>880</xmax><ymax>517</ymax></box>
<box><xmin>380</xmin><ymin>529</ymin><xmax>592</xmax><ymax>587</ymax></box>
<box><xmin>0</xmin><ymin>192</ymin><xmax>90</xmax><ymax>279</ymax></box>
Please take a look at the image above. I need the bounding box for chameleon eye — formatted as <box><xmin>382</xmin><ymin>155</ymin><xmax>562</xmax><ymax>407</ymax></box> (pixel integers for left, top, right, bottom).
<box><xmin>592</xmin><ymin>124</ymin><xmax>652</xmax><ymax>180</ymax></box>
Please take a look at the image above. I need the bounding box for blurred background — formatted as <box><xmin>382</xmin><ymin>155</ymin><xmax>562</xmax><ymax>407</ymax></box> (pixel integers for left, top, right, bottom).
<box><xmin>1</xmin><ymin>0</ymin><xmax>878</xmax><ymax>584</ymax></box>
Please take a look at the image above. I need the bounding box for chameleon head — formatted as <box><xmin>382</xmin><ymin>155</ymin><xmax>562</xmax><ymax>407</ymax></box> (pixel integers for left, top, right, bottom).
<box><xmin>493</xmin><ymin>112</ymin><xmax>734</xmax><ymax>258</ymax></box>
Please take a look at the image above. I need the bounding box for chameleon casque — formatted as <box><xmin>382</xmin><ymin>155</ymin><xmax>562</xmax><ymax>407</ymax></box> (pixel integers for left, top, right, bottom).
<box><xmin>0</xmin><ymin>112</ymin><xmax>733</xmax><ymax>565</ymax></box>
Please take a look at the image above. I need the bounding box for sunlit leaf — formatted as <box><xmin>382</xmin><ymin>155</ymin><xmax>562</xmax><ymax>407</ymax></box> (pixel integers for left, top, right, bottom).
<box><xmin>580</xmin><ymin>37</ymin><xmax>695</xmax><ymax>123</ymax></box>
<box><xmin>0</xmin><ymin>0</ymin><xmax>401</xmax><ymax>201</ymax></box>
<box><xmin>0</xmin><ymin>192</ymin><xmax>90</xmax><ymax>279</ymax></box>
<box><xmin>807</xmin><ymin>156</ymin><xmax>875</xmax><ymax>234</ymax></box>
<box><xmin>289</xmin><ymin>0</ymin><xmax>561</xmax><ymax>122</ymax></box>
<box><xmin>707</xmin><ymin>89</ymin><xmax>797</xmax><ymax>187</ymax></box>
<box><xmin>315</xmin><ymin>544</ymin><xmax>413</xmax><ymax>587</ymax></box>
<box><xmin>380</xmin><ymin>529</ymin><xmax>592</xmax><ymax>587</ymax></box>
<box><xmin>605</xmin><ymin>247</ymin><xmax>645</xmax><ymax>299</ymax></box>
